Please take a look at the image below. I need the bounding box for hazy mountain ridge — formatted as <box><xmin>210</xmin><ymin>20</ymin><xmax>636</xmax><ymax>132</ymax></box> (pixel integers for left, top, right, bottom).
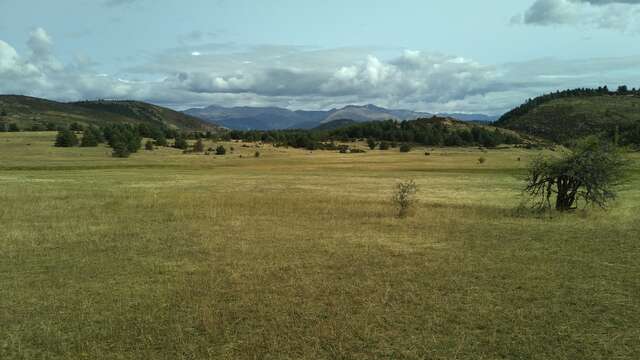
<box><xmin>184</xmin><ymin>104</ymin><xmax>496</xmax><ymax>130</ymax></box>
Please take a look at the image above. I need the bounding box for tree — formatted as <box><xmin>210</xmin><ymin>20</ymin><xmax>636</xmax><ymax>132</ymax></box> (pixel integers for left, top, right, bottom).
<box><xmin>69</xmin><ymin>122</ymin><xmax>84</xmax><ymax>132</ymax></box>
<box><xmin>379</xmin><ymin>141</ymin><xmax>390</xmax><ymax>150</ymax></box>
<box><xmin>215</xmin><ymin>145</ymin><xmax>226</xmax><ymax>155</ymax></box>
<box><xmin>112</xmin><ymin>141</ymin><xmax>131</xmax><ymax>158</ymax></box>
<box><xmin>174</xmin><ymin>134</ymin><xmax>188</xmax><ymax>149</ymax></box>
<box><xmin>524</xmin><ymin>137</ymin><xmax>626</xmax><ymax>212</ymax></box>
<box><xmin>55</xmin><ymin>129</ymin><xmax>79</xmax><ymax>147</ymax></box>
<box><xmin>8</xmin><ymin>123</ymin><xmax>20</xmax><ymax>132</ymax></box>
<box><xmin>145</xmin><ymin>140</ymin><xmax>154</xmax><ymax>151</ymax></box>
<box><xmin>367</xmin><ymin>138</ymin><xmax>377</xmax><ymax>150</ymax></box>
<box><xmin>193</xmin><ymin>138</ymin><xmax>204</xmax><ymax>152</ymax></box>
<box><xmin>80</xmin><ymin>128</ymin><xmax>100</xmax><ymax>147</ymax></box>
<box><xmin>0</xmin><ymin>109</ymin><xmax>7</xmax><ymax>117</ymax></box>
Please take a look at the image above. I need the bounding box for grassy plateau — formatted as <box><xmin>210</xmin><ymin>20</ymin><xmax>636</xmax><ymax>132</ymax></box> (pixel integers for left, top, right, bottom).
<box><xmin>1</xmin><ymin>132</ymin><xmax>639</xmax><ymax>359</ymax></box>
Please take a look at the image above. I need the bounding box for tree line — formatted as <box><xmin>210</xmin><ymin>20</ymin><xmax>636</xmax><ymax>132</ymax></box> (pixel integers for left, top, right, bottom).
<box><xmin>225</xmin><ymin>118</ymin><xmax>521</xmax><ymax>150</ymax></box>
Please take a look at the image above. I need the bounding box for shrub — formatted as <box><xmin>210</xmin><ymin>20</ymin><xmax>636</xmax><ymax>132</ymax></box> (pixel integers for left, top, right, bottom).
<box><xmin>379</xmin><ymin>141</ymin><xmax>390</xmax><ymax>150</ymax></box>
<box><xmin>173</xmin><ymin>135</ymin><xmax>188</xmax><ymax>149</ymax></box>
<box><xmin>399</xmin><ymin>144</ymin><xmax>412</xmax><ymax>153</ymax></box>
<box><xmin>54</xmin><ymin>129</ymin><xmax>79</xmax><ymax>147</ymax></box>
<box><xmin>215</xmin><ymin>145</ymin><xmax>226</xmax><ymax>155</ymax></box>
<box><xmin>8</xmin><ymin>123</ymin><xmax>20</xmax><ymax>132</ymax></box>
<box><xmin>154</xmin><ymin>135</ymin><xmax>168</xmax><ymax>147</ymax></box>
<box><xmin>254</xmin><ymin>151</ymin><xmax>260</xmax><ymax>158</ymax></box>
<box><xmin>478</xmin><ymin>157</ymin><xmax>486</xmax><ymax>164</ymax></box>
<box><xmin>425</xmin><ymin>152</ymin><xmax>431</xmax><ymax>156</ymax></box>
<box><xmin>193</xmin><ymin>138</ymin><xmax>205</xmax><ymax>152</ymax></box>
<box><xmin>145</xmin><ymin>140</ymin><xmax>154</xmax><ymax>151</ymax></box>
<box><xmin>367</xmin><ymin>138</ymin><xmax>377</xmax><ymax>150</ymax></box>
<box><xmin>392</xmin><ymin>180</ymin><xmax>418</xmax><ymax>218</ymax></box>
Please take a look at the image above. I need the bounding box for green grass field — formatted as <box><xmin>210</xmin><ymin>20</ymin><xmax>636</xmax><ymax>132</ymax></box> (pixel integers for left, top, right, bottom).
<box><xmin>2</xmin><ymin>132</ymin><xmax>639</xmax><ymax>359</ymax></box>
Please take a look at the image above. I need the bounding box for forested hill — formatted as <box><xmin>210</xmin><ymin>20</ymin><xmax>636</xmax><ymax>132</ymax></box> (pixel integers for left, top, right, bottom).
<box><xmin>227</xmin><ymin>116</ymin><xmax>522</xmax><ymax>149</ymax></box>
<box><xmin>494</xmin><ymin>87</ymin><xmax>640</xmax><ymax>145</ymax></box>
<box><xmin>0</xmin><ymin>95</ymin><xmax>218</xmax><ymax>132</ymax></box>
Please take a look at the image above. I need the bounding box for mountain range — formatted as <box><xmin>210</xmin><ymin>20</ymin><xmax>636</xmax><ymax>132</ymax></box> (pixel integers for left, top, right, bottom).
<box><xmin>183</xmin><ymin>104</ymin><xmax>498</xmax><ymax>130</ymax></box>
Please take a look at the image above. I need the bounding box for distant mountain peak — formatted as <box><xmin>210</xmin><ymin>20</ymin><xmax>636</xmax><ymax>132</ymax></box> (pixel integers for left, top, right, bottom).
<box><xmin>183</xmin><ymin>103</ymin><xmax>493</xmax><ymax>130</ymax></box>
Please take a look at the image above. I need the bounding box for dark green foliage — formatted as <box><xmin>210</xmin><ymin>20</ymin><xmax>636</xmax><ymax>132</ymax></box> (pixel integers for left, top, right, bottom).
<box><xmin>69</xmin><ymin>122</ymin><xmax>84</xmax><ymax>132</ymax></box>
<box><xmin>103</xmin><ymin>124</ymin><xmax>141</xmax><ymax>157</ymax></box>
<box><xmin>173</xmin><ymin>134</ymin><xmax>188</xmax><ymax>150</ymax></box>
<box><xmin>193</xmin><ymin>138</ymin><xmax>205</xmax><ymax>152</ymax></box>
<box><xmin>145</xmin><ymin>140</ymin><xmax>154</xmax><ymax>151</ymax></box>
<box><xmin>45</xmin><ymin>122</ymin><xmax>56</xmax><ymax>131</ymax></box>
<box><xmin>215</xmin><ymin>145</ymin><xmax>226</xmax><ymax>155</ymax></box>
<box><xmin>0</xmin><ymin>109</ymin><xmax>7</xmax><ymax>117</ymax></box>
<box><xmin>399</xmin><ymin>144</ymin><xmax>412</xmax><ymax>152</ymax></box>
<box><xmin>30</xmin><ymin>123</ymin><xmax>44</xmax><ymax>131</ymax></box>
<box><xmin>379</xmin><ymin>141</ymin><xmax>390</xmax><ymax>150</ymax></box>
<box><xmin>54</xmin><ymin>129</ymin><xmax>79</xmax><ymax>147</ymax></box>
<box><xmin>111</xmin><ymin>141</ymin><xmax>131</xmax><ymax>158</ymax></box>
<box><xmin>524</xmin><ymin>137</ymin><xmax>627</xmax><ymax>212</ymax></box>
<box><xmin>225</xmin><ymin>117</ymin><xmax>520</xmax><ymax>150</ymax></box>
<box><xmin>8</xmin><ymin>123</ymin><xmax>19</xmax><ymax>132</ymax></box>
<box><xmin>80</xmin><ymin>127</ymin><xmax>102</xmax><ymax>147</ymax></box>
<box><xmin>367</xmin><ymin>138</ymin><xmax>377</xmax><ymax>150</ymax></box>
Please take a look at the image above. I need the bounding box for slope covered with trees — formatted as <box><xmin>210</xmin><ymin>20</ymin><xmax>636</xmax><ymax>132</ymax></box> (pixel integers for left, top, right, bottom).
<box><xmin>495</xmin><ymin>86</ymin><xmax>640</xmax><ymax>145</ymax></box>
<box><xmin>226</xmin><ymin>116</ymin><xmax>522</xmax><ymax>150</ymax></box>
<box><xmin>0</xmin><ymin>95</ymin><xmax>218</xmax><ymax>133</ymax></box>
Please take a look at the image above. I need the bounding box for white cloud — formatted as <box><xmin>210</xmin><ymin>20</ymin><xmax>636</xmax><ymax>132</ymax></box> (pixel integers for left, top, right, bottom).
<box><xmin>1</xmin><ymin>28</ymin><xmax>640</xmax><ymax>114</ymax></box>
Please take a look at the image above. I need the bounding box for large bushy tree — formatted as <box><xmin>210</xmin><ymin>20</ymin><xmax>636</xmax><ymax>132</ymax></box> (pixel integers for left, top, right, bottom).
<box><xmin>55</xmin><ymin>129</ymin><xmax>79</xmax><ymax>147</ymax></box>
<box><xmin>524</xmin><ymin>137</ymin><xmax>627</xmax><ymax>211</ymax></box>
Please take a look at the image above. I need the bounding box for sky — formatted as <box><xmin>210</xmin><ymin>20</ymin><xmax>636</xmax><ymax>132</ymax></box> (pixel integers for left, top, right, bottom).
<box><xmin>1</xmin><ymin>0</ymin><xmax>639</xmax><ymax>114</ymax></box>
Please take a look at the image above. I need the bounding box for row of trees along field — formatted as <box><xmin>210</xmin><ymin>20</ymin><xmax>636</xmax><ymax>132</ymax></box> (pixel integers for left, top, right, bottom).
<box><xmin>226</xmin><ymin>119</ymin><xmax>522</xmax><ymax>150</ymax></box>
<box><xmin>497</xmin><ymin>85</ymin><xmax>640</xmax><ymax>124</ymax></box>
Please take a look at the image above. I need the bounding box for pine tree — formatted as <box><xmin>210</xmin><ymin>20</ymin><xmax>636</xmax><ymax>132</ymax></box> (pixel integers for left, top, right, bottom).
<box><xmin>55</xmin><ymin>129</ymin><xmax>79</xmax><ymax>147</ymax></box>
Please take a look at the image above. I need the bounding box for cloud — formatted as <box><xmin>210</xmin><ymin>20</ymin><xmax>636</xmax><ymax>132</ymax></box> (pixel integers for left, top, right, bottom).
<box><xmin>2</xmin><ymin>28</ymin><xmax>640</xmax><ymax>114</ymax></box>
<box><xmin>516</xmin><ymin>0</ymin><xmax>640</xmax><ymax>32</ymax></box>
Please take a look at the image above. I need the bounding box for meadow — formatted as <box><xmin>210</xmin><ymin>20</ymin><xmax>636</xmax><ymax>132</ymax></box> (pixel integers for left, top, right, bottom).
<box><xmin>1</xmin><ymin>131</ymin><xmax>639</xmax><ymax>359</ymax></box>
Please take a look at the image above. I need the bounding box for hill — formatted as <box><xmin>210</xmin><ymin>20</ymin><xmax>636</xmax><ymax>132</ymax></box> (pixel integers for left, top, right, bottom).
<box><xmin>495</xmin><ymin>89</ymin><xmax>640</xmax><ymax>145</ymax></box>
<box><xmin>0</xmin><ymin>95</ymin><xmax>218</xmax><ymax>132</ymax></box>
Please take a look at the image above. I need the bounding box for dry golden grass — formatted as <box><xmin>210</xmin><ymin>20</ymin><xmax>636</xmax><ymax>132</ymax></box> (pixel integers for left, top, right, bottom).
<box><xmin>1</xmin><ymin>132</ymin><xmax>639</xmax><ymax>359</ymax></box>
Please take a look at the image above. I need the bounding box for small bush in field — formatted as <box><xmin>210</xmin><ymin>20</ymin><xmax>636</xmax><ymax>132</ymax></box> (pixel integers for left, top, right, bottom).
<box><xmin>145</xmin><ymin>140</ymin><xmax>154</xmax><ymax>151</ymax></box>
<box><xmin>215</xmin><ymin>145</ymin><xmax>226</xmax><ymax>155</ymax></box>
<box><xmin>399</xmin><ymin>144</ymin><xmax>412</xmax><ymax>153</ymax></box>
<box><xmin>392</xmin><ymin>180</ymin><xmax>418</xmax><ymax>218</ymax></box>
<box><xmin>193</xmin><ymin>138</ymin><xmax>205</xmax><ymax>152</ymax></box>
<box><xmin>478</xmin><ymin>157</ymin><xmax>486</xmax><ymax>164</ymax></box>
<box><xmin>254</xmin><ymin>151</ymin><xmax>260</xmax><ymax>158</ymax></box>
